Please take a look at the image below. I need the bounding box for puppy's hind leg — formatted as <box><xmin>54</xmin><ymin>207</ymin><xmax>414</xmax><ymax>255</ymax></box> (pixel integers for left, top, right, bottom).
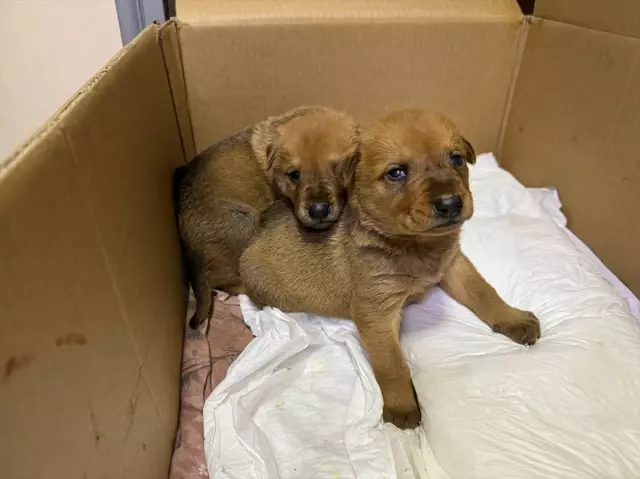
<box><xmin>186</xmin><ymin>249</ymin><xmax>213</xmax><ymax>331</ymax></box>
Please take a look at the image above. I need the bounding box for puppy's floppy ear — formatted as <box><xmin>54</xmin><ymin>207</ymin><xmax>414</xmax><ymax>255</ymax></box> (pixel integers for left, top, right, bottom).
<box><xmin>337</xmin><ymin>146</ymin><xmax>361</xmax><ymax>190</ymax></box>
<box><xmin>252</xmin><ymin>120</ymin><xmax>280</xmax><ymax>170</ymax></box>
<box><xmin>265</xmin><ymin>144</ymin><xmax>278</xmax><ymax>170</ymax></box>
<box><xmin>462</xmin><ymin>137</ymin><xmax>476</xmax><ymax>164</ymax></box>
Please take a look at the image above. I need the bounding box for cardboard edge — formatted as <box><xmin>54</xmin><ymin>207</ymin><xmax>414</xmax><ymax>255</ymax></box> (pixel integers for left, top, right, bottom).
<box><xmin>178</xmin><ymin>12</ymin><xmax>523</xmax><ymax>28</ymax></box>
<box><xmin>159</xmin><ymin>20</ymin><xmax>196</xmax><ymax>162</ymax></box>
<box><xmin>0</xmin><ymin>25</ymin><xmax>163</xmax><ymax>179</ymax></box>
<box><xmin>177</xmin><ymin>0</ymin><xmax>523</xmax><ymax>26</ymax></box>
<box><xmin>495</xmin><ymin>15</ymin><xmax>532</xmax><ymax>157</ymax></box>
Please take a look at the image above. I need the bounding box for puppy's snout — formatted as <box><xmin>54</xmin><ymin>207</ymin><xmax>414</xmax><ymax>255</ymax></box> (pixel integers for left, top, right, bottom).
<box><xmin>308</xmin><ymin>202</ymin><xmax>331</xmax><ymax>220</ymax></box>
<box><xmin>432</xmin><ymin>195</ymin><xmax>463</xmax><ymax>218</ymax></box>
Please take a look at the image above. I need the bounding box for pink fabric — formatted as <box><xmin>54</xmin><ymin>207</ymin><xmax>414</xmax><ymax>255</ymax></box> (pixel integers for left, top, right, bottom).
<box><xmin>169</xmin><ymin>293</ymin><xmax>253</xmax><ymax>478</ymax></box>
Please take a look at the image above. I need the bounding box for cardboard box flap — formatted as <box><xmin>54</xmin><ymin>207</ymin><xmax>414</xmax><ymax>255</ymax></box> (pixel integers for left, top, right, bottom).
<box><xmin>502</xmin><ymin>18</ymin><xmax>640</xmax><ymax>293</ymax></box>
<box><xmin>0</xmin><ymin>24</ymin><xmax>186</xmax><ymax>477</ymax></box>
<box><xmin>535</xmin><ymin>0</ymin><xmax>640</xmax><ymax>38</ymax></box>
<box><xmin>177</xmin><ymin>0</ymin><xmax>522</xmax><ymax>24</ymax></box>
<box><xmin>179</xmin><ymin>3</ymin><xmax>525</xmax><ymax>157</ymax></box>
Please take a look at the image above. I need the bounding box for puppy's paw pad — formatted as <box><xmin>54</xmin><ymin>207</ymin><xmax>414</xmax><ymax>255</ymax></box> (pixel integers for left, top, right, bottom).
<box><xmin>493</xmin><ymin>311</ymin><xmax>541</xmax><ymax>345</ymax></box>
<box><xmin>383</xmin><ymin>406</ymin><xmax>421</xmax><ymax>429</ymax></box>
<box><xmin>382</xmin><ymin>394</ymin><xmax>421</xmax><ymax>430</ymax></box>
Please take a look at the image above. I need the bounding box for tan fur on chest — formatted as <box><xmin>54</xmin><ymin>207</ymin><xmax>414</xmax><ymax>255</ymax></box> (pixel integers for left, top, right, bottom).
<box><xmin>350</xmin><ymin>221</ymin><xmax>459</xmax><ymax>300</ymax></box>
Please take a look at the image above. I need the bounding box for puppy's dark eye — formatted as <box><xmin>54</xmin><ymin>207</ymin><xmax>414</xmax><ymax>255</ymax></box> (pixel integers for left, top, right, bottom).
<box><xmin>385</xmin><ymin>166</ymin><xmax>407</xmax><ymax>182</ymax></box>
<box><xmin>287</xmin><ymin>170</ymin><xmax>300</xmax><ymax>183</ymax></box>
<box><xmin>449</xmin><ymin>153</ymin><xmax>464</xmax><ymax>168</ymax></box>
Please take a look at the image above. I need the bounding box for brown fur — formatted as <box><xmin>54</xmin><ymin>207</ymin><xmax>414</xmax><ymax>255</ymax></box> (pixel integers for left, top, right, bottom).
<box><xmin>239</xmin><ymin>109</ymin><xmax>541</xmax><ymax>429</ymax></box>
<box><xmin>174</xmin><ymin>106</ymin><xmax>358</xmax><ymax>329</ymax></box>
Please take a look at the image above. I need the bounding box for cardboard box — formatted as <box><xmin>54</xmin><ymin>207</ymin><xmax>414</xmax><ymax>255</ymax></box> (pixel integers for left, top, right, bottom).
<box><xmin>0</xmin><ymin>0</ymin><xmax>638</xmax><ymax>476</ymax></box>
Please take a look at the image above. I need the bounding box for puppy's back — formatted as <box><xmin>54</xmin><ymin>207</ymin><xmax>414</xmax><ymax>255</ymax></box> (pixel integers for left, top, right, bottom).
<box><xmin>240</xmin><ymin>202</ymin><xmax>352</xmax><ymax>317</ymax></box>
<box><xmin>176</xmin><ymin>129</ymin><xmax>271</xmax><ymax>208</ymax></box>
<box><xmin>177</xmin><ymin>130</ymin><xmax>275</xmax><ymax>234</ymax></box>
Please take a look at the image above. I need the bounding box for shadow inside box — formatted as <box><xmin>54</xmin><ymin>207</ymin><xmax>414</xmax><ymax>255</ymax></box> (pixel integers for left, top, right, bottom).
<box><xmin>400</xmin><ymin>287</ymin><xmax>460</xmax><ymax>335</ymax></box>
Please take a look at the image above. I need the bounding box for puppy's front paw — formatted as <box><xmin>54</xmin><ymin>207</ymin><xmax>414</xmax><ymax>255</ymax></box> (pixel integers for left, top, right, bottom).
<box><xmin>382</xmin><ymin>386</ymin><xmax>421</xmax><ymax>429</ymax></box>
<box><xmin>492</xmin><ymin>310</ymin><xmax>541</xmax><ymax>345</ymax></box>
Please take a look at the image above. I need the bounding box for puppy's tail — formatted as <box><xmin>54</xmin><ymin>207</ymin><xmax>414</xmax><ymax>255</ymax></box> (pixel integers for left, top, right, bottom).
<box><xmin>172</xmin><ymin>164</ymin><xmax>188</xmax><ymax>214</ymax></box>
<box><xmin>171</xmin><ymin>164</ymin><xmax>193</xmax><ymax>302</ymax></box>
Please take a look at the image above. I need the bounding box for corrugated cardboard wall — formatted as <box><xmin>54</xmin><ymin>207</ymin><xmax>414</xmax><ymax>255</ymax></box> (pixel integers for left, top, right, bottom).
<box><xmin>502</xmin><ymin>17</ymin><xmax>640</xmax><ymax>293</ymax></box>
<box><xmin>178</xmin><ymin>1</ymin><xmax>524</xmax><ymax>155</ymax></box>
<box><xmin>0</xmin><ymin>26</ymin><xmax>186</xmax><ymax>477</ymax></box>
<box><xmin>535</xmin><ymin>0</ymin><xmax>640</xmax><ymax>38</ymax></box>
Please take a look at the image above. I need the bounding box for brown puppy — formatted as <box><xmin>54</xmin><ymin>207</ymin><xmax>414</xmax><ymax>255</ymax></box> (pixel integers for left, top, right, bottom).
<box><xmin>174</xmin><ymin>106</ymin><xmax>359</xmax><ymax>329</ymax></box>
<box><xmin>239</xmin><ymin>109</ymin><xmax>541</xmax><ymax>429</ymax></box>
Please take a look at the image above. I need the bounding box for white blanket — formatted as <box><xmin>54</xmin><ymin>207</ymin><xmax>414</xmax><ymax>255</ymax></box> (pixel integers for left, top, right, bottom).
<box><xmin>203</xmin><ymin>154</ymin><xmax>640</xmax><ymax>479</ymax></box>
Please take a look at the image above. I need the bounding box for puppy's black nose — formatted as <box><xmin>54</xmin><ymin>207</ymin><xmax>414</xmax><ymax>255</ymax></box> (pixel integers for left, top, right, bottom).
<box><xmin>308</xmin><ymin>202</ymin><xmax>331</xmax><ymax>220</ymax></box>
<box><xmin>433</xmin><ymin>195</ymin><xmax>463</xmax><ymax>217</ymax></box>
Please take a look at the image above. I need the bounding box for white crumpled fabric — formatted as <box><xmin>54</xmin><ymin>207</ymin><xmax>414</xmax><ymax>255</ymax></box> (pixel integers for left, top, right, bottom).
<box><xmin>204</xmin><ymin>154</ymin><xmax>640</xmax><ymax>479</ymax></box>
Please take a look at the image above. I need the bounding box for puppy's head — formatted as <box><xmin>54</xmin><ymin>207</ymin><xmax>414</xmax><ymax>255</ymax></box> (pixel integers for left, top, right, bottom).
<box><xmin>355</xmin><ymin>109</ymin><xmax>475</xmax><ymax>237</ymax></box>
<box><xmin>258</xmin><ymin>106</ymin><xmax>359</xmax><ymax>229</ymax></box>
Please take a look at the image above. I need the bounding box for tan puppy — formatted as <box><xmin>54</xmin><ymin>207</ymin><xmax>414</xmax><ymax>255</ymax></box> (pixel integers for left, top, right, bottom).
<box><xmin>174</xmin><ymin>106</ymin><xmax>359</xmax><ymax>329</ymax></box>
<box><xmin>239</xmin><ymin>109</ymin><xmax>541</xmax><ymax>429</ymax></box>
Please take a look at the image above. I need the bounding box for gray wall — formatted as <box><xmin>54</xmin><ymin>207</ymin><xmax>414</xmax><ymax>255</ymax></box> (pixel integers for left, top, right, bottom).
<box><xmin>115</xmin><ymin>0</ymin><xmax>167</xmax><ymax>44</ymax></box>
